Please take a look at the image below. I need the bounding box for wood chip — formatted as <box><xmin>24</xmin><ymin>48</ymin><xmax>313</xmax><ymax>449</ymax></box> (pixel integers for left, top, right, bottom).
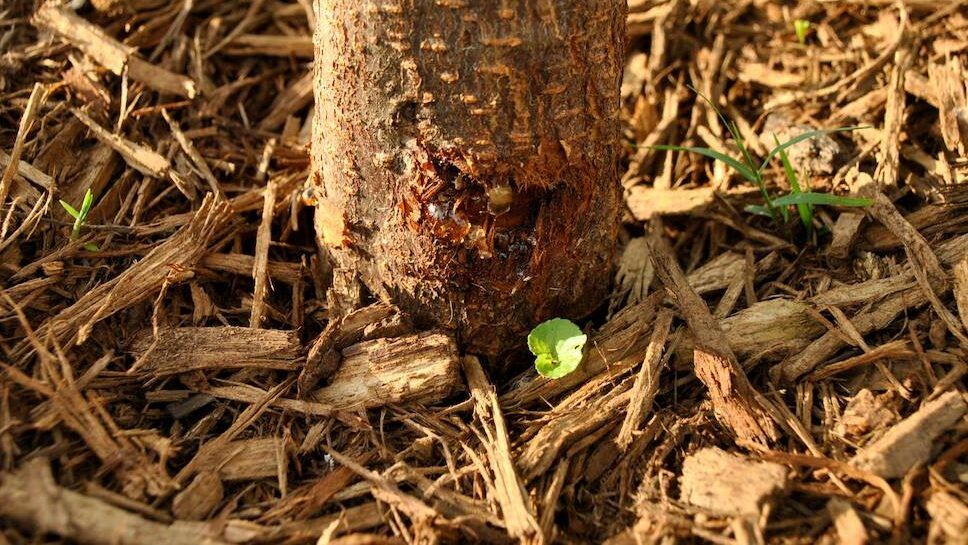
<box><xmin>680</xmin><ymin>447</ymin><xmax>787</xmax><ymax>517</ymax></box>
<box><xmin>617</xmin><ymin>309</ymin><xmax>673</xmax><ymax>450</ymax></box>
<box><xmin>649</xmin><ymin>235</ymin><xmax>779</xmax><ymax>445</ymax></box>
<box><xmin>464</xmin><ymin>355</ymin><xmax>542</xmax><ymax>543</ymax></box>
<box><xmin>851</xmin><ymin>390</ymin><xmax>966</xmax><ymax>478</ymax></box>
<box><xmin>827</xmin><ymin>498</ymin><xmax>868</xmax><ymax>545</ymax></box>
<box><xmin>195</xmin><ymin>438</ymin><xmax>284</xmax><ymax>481</ymax></box>
<box><xmin>33</xmin><ymin>3</ymin><xmax>197</xmax><ymax>98</ymax></box>
<box><xmin>310</xmin><ymin>331</ymin><xmax>462</xmax><ymax>410</ymax></box>
<box><xmin>128</xmin><ymin>326</ymin><xmax>301</xmax><ymax>376</ymax></box>
<box><xmin>172</xmin><ymin>471</ymin><xmax>223</xmax><ymax>521</ymax></box>
<box><xmin>250</xmin><ymin>179</ymin><xmax>277</xmax><ymax>328</ymax></box>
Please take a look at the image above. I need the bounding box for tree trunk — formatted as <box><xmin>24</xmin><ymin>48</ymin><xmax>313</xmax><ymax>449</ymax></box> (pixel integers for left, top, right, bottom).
<box><xmin>312</xmin><ymin>0</ymin><xmax>626</xmax><ymax>355</ymax></box>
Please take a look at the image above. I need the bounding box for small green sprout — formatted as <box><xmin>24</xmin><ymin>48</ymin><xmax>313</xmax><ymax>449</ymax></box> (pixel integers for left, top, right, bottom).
<box><xmin>59</xmin><ymin>188</ymin><xmax>99</xmax><ymax>251</ymax></box>
<box><xmin>652</xmin><ymin>88</ymin><xmax>871</xmax><ymax>236</ymax></box>
<box><xmin>528</xmin><ymin>318</ymin><xmax>587</xmax><ymax>379</ymax></box>
<box><xmin>794</xmin><ymin>19</ymin><xmax>811</xmax><ymax>44</ymax></box>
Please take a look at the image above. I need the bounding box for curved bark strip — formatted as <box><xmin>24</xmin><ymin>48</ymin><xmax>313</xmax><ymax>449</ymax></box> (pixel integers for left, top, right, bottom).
<box><xmin>313</xmin><ymin>0</ymin><xmax>626</xmax><ymax>354</ymax></box>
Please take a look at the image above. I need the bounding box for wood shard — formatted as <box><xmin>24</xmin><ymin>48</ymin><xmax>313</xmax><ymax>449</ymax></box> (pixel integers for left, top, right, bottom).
<box><xmin>0</xmin><ymin>458</ymin><xmax>230</xmax><ymax>545</ymax></box>
<box><xmin>310</xmin><ymin>331</ymin><xmax>462</xmax><ymax>409</ymax></box>
<box><xmin>195</xmin><ymin>438</ymin><xmax>284</xmax><ymax>481</ymax></box>
<box><xmin>851</xmin><ymin>390</ymin><xmax>966</xmax><ymax>478</ymax></box>
<box><xmin>680</xmin><ymin>447</ymin><xmax>787</xmax><ymax>517</ymax></box>
<box><xmin>128</xmin><ymin>326</ymin><xmax>301</xmax><ymax>376</ymax></box>
<box><xmin>626</xmin><ymin>186</ymin><xmax>758</xmax><ymax>220</ymax></box>
<box><xmin>649</xmin><ymin>235</ymin><xmax>779</xmax><ymax>444</ymax></box>
<box><xmin>926</xmin><ymin>491</ymin><xmax>968</xmax><ymax>542</ymax></box>
<box><xmin>827</xmin><ymin>498</ymin><xmax>869</xmax><ymax>545</ymax></box>
<box><xmin>464</xmin><ymin>356</ymin><xmax>542</xmax><ymax>542</ymax></box>
<box><xmin>32</xmin><ymin>3</ymin><xmax>197</xmax><ymax>98</ymax></box>
<box><xmin>172</xmin><ymin>471</ymin><xmax>223</xmax><ymax>521</ymax></box>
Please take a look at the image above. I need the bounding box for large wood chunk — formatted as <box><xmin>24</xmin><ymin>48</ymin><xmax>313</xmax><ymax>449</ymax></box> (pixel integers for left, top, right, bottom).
<box><xmin>680</xmin><ymin>448</ymin><xmax>788</xmax><ymax>517</ymax></box>
<box><xmin>310</xmin><ymin>331</ymin><xmax>462</xmax><ymax>409</ymax></box>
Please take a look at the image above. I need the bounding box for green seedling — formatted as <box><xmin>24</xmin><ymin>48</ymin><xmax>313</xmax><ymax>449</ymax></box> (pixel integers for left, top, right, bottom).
<box><xmin>528</xmin><ymin>318</ymin><xmax>587</xmax><ymax>379</ymax></box>
<box><xmin>652</xmin><ymin>88</ymin><xmax>871</xmax><ymax>235</ymax></box>
<box><xmin>59</xmin><ymin>188</ymin><xmax>99</xmax><ymax>251</ymax></box>
<box><xmin>794</xmin><ymin>19</ymin><xmax>811</xmax><ymax>44</ymax></box>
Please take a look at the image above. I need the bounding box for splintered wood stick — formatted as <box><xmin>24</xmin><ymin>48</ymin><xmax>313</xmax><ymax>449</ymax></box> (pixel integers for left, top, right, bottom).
<box><xmin>464</xmin><ymin>355</ymin><xmax>542</xmax><ymax>543</ymax></box>
<box><xmin>0</xmin><ymin>458</ymin><xmax>230</xmax><ymax>545</ymax></box>
<box><xmin>647</xmin><ymin>232</ymin><xmax>779</xmax><ymax>445</ymax></box>
<box><xmin>616</xmin><ymin>308</ymin><xmax>673</xmax><ymax>450</ymax></box>
<box><xmin>32</xmin><ymin>3</ymin><xmax>197</xmax><ymax>98</ymax></box>
<box><xmin>310</xmin><ymin>331</ymin><xmax>463</xmax><ymax>409</ymax></box>
<box><xmin>250</xmin><ymin>179</ymin><xmax>277</xmax><ymax>328</ymax></box>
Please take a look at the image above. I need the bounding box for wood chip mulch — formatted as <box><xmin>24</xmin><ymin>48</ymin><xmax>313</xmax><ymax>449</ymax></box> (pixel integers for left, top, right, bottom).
<box><xmin>1</xmin><ymin>1</ymin><xmax>966</xmax><ymax>543</ymax></box>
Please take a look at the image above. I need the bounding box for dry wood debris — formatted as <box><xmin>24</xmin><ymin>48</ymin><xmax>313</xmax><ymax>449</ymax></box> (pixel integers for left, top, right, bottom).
<box><xmin>1</xmin><ymin>1</ymin><xmax>967</xmax><ymax>543</ymax></box>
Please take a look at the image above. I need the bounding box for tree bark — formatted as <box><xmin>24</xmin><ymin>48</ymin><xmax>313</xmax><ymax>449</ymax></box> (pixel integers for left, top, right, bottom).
<box><xmin>312</xmin><ymin>0</ymin><xmax>626</xmax><ymax>355</ymax></box>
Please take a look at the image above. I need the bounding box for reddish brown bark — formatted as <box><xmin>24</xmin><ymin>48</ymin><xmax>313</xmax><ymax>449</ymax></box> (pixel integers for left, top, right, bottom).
<box><xmin>312</xmin><ymin>0</ymin><xmax>626</xmax><ymax>355</ymax></box>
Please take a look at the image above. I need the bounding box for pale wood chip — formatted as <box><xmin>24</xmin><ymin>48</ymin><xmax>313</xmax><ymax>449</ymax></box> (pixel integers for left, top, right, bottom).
<box><xmin>128</xmin><ymin>326</ymin><xmax>301</xmax><ymax>376</ymax></box>
<box><xmin>617</xmin><ymin>309</ymin><xmax>673</xmax><ymax>450</ymax></box>
<box><xmin>310</xmin><ymin>331</ymin><xmax>462</xmax><ymax>410</ymax></box>
<box><xmin>33</xmin><ymin>3</ymin><xmax>197</xmax><ymax>98</ymax></box>
<box><xmin>851</xmin><ymin>390</ymin><xmax>966</xmax><ymax>478</ymax></box>
<box><xmin>680</xmin><ymin>447</ymin><xmax>787</xmax><ymax>517</ymax></box>
<box><xmin>464</xmin><ymin>356</ymin><xmax>542</xmax><ymax>543</ymax></box>
<box><xmin>194</xmin><ymin>437</ymin><xmax>284</xmax><ymax>481</ymax></box>
<box><xmin>827</xmin><ymin>498</ymin><xmax>869</xmax><ymax>545</ymax></box>
<box><xmin>250</xmin><ymin>179</ymin><xmax>277</xmax><ymax>328</ymax></box>
<box><xmin>172</xmin><ymin>471</ymin><xmax>223</xmax><ymax>521</ymax></box>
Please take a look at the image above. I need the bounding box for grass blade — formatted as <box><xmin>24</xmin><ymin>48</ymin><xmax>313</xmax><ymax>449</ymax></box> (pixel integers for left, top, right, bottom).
<box><xmin>79</xmin><ymin>188</ymin><xmax>94</xmax><ymax>221</ymax></box>
<box><xmin>59</xmin><ymin>200</ymin><xmax>81</xmax><ymax>220</ymax></box>
<box><xmin>650</xmin><ymin>145</ymin><xmax>759</xmax><ymax>183</ymax></box>
<box><xmin>771</xmin><ymin>193</ymin><xmax>872</xmax><ymax>208</ymax></box>
<box><xmin>774</xmin><ymin>134</ymin><xmax>812</xmax><ymax>231</ymax></box>
<box><xmin>744</xmin><ymin>204</ymin><xmax>774</xmax><ymax>217</ymax></box>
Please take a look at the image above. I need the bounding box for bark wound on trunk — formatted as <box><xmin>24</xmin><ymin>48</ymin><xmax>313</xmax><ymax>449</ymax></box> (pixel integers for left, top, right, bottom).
<box><xmin>313</xmin><ymin>0</ymin><xmax>625</xmax><ymax>355</ymax></box>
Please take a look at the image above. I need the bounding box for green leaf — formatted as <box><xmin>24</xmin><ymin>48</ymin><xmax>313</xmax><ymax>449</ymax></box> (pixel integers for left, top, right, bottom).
<box><xmin>794</xmin><ymin>19</ymin><xmax>810</xmax><ymax>44</ymax></box>
<box><xmin>59</xmin><ymin>200</ymin><xmax>81</xmax><ymax>220</ymax></box>
<box><xmin>528</xmin><ymin>318</ymin><xmax>587</xmax><ymax>379</ymax></box>
<box><xmin>83</xmin><ymin>242</ymin><xmax>100</xmax><ymax>252</ymax></box>
<box><xmin>774</xmin><ymin>134</ymin><xmax>813</xmax><ymax>231</ymax></box>
<box><xmin>79</xmin><ymin>188</ymin><xmax>95</xmax><ymax>221</ymax></box>
<box><xmin>770</xmin><ymin>193</ymin><xmax>872</xmax><ymax>208</ymax></box>
<box><xmin>650</xmin><ymin>145</ymin><xmax>759</xmax><ymax>183</ymax></box>
<box><xmin>760</xmin><ymin>127</ymin><xmax>866</xmax><ymax>172</ymax></box>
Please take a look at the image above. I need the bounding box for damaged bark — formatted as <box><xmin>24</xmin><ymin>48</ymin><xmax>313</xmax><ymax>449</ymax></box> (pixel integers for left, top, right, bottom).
<box><xmin>312</xmin><ymin>0</ymin><xmax>626</xmax><ymax>354</ymax></box>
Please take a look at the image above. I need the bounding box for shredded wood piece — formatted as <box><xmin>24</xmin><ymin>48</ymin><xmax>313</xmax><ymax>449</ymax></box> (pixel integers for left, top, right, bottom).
<box><xmin>128</xmin><ymin>326</ymin><xmax>301</xmax><ymax>376</ymax></box>
<box><xmin>32</xmin><ymin>3</ymin><xmax>197</xmax><ymax>98</ymax></box>
<box><xmin>464</xmin><ymin>355</ymin><xmax>542</xmax><ymax>543</ymax></box>
<box><xmin>679</xmin><ymin>447</ymin><xmax>787</xmax><ymax>517</ymax></box>
<box><xmin>250</xmin><ymin>179</ymin><xmax>277</xmax><ymax>328</ymax></box>
<box><xmin>617</xmin><ymin>308</ymin><xmax>673</xmax><ymax>450</ymax></box>
<box><xmin>851</xmin><ymin>390</ymin><xmax>967</xmax><ymax>479</ymax></box>
<box><xmin>649</xmin><ymin>233</ymin><xmax>779</xmax><ymax>445</ymax></box>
